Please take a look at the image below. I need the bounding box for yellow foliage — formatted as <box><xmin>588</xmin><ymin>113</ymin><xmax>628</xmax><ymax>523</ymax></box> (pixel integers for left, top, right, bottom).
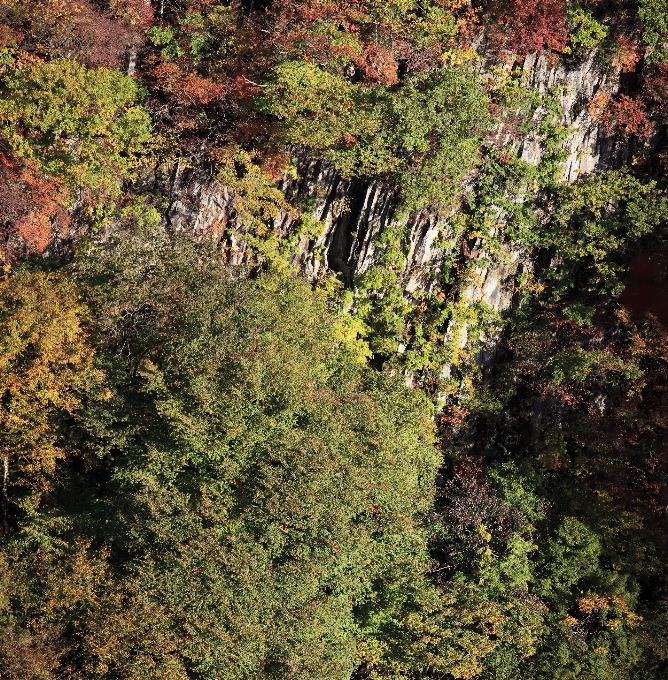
<box><xmin>0</xmin><ymin>269</ymin><xmax>102</xmax><ymax>503</ymax></box>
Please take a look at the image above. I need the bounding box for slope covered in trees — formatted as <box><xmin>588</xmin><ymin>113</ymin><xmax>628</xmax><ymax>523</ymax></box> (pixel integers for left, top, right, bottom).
<box><xmin>0</xmin><ymin>1</ymin><xmax>667</xmax><ymax>679</ymax></box>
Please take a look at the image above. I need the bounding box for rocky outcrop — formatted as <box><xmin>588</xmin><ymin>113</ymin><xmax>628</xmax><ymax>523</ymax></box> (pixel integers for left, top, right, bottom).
<box><xmin>166</xmin><ymin>47</ymin><xmax>635</xmax><ymax>371</ymax></box>
<box><xmin>515</xmin><ymin>51</ymin><xmax>633</xmax><ymax>178</ymax></box>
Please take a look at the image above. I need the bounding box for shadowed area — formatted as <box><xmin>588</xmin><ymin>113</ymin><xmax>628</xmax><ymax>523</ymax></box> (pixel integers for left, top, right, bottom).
<box><xmin>621</xmin><ymin>253</ymin><xmax>668</xmax><ymax>325</ymax></box>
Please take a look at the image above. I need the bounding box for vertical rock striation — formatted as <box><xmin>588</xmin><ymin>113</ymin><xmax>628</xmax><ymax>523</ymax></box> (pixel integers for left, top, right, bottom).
<box><xmin>166</xmin><ymin>48</ymin><xmax>636</xmax><ymax>373</ymax></box>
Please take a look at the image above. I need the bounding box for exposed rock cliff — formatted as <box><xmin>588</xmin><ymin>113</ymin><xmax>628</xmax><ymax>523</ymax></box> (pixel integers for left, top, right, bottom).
<box><xmin>166</xmin><ymin>47</ymin><xmax>636</xmax><ymax>374</ymax></box>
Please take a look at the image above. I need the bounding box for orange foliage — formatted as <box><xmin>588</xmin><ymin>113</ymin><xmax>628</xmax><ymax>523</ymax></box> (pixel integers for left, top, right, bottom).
<box><xmin>358</xmin><ymin>43</ymin><xmax>399</xmax><ymax>85</ymax></box>
<box><xmin>613</xmin><ymin>37</ymin><xmax>641</xmax><ymax>74</ymax></box>
<box><xmin>587</xmin><ymin>89</ymin><xmax>610</xmax><ymax>121</ymax></box>
<box><xmin>153</xmin><ymin>61</ymin><xmax>225</xmax><ymax>105</ymax></box>
<box><xmin>174</xmin><ymin>72</ymin><xmax>224</xmax><ymax>105</ymax></box>
<box><xmin>14</xmin><ymin>217</ymin><xmax>52</xmax><ymax>255</ymax></box>
<box><xmin>17</xmin><ymin>165</ymin><xmax>69</xmax><ymax>253</ymax></box>
<box><xmin>0</xmin><ymin>22</ymin><xmax>20</xmax><ymax>47</ymax></box>
<box><xmin>0</xmin><ymin>151</ymin><xmax>70</xmax><ymax>262</ymax></box>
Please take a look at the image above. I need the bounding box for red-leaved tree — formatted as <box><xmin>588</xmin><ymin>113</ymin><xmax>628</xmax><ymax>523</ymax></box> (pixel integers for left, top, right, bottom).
<box><xmin>486</xmin><ymin>0</ymin><xmax>568</xmax><ymax>56</ymax></box>
<box><xmin>0</xmin><ymin>149</ymin><xmax>69</xmax><ymax>263</ymax></box>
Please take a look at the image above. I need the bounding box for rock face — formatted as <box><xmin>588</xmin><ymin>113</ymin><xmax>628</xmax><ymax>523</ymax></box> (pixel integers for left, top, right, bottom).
<box><xmin>166</xmin><ymin>48</ymin><xmax>634</xmax><ymax>370</ymax></box>
<box><xmin>516</xmin><ymin>51</ymin><xmax>633</xmax><ymax>179</ymax></box>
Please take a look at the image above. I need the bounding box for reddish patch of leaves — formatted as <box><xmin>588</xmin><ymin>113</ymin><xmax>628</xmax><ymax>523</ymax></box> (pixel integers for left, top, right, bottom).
<box><xmin>358</xmin><ymin>44</ymin><xmax>399</xmax><ymax>85</ymax></box>
<box><xmin>589</xmin><ymin>91</ymin><xmax>654</xmax><ymax>138</ymax></box>
<box><xmin>260</xmin><ymin>150</ymin><xmax>291</xmax><ymax>180</ymax></box>
<box><xmin>0</xmin><ymin>23</ymin><xmax>21</xmax><ymax>48</ymax></box>
<box><xmin>607</xmin><ymin>94</ymin><xmax>654</xmax><ymax>137</ymax></box>
<box><xmin>0</xmin><ymin>150</ymin><xmax>69</xmax><ymax>262</ymax></box>
<box><xmin>487</xmin><ymin>0</ymin><xmax>568</xmax><ymax>55</ymax></box>
<box><xmin>153</xmin><ymin>61</ymin><xmax>226</xmax><ymax>105</ymax></box>
<box><xmin>439</xmin><ymin>406</ymin><xmax>471</xmax><ymax>441</ymax></box>
<box><xmin>228</xmin><ymin>75</ymin><xmax>262</xmax><ymax>101</ymax></box>
<box><xmin>613</xmin><ymin>37</ymin><xmax>641</xmax><ymax>74</ymax></box>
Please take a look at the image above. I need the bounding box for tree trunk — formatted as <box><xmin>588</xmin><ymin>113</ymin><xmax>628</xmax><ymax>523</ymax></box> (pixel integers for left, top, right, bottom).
<box><xmin>127</xmin><ymin>44</ymin><xmax>138</xmax><ymax>77</ymax></box>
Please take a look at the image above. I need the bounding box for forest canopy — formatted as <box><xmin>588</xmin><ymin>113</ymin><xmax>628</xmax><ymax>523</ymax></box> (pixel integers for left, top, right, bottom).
<box><xmin>0</xmin><ymin>1</ymin><xmax>667</xmax><ymax>679</ymax></box>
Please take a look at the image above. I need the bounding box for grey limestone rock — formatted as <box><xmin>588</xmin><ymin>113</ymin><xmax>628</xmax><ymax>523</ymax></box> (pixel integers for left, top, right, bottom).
<box><xmin>164</xmin><ymin>47</ymin><xmax>636</xmax><ymax>374</ymax></box>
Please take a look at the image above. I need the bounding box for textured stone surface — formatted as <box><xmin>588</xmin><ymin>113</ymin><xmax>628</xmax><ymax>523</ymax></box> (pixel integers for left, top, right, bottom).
<box><xmin>518</xmin><ymin>51</ymin><xmax>632</xmax><ymax>180</ymax></box>
<box><xmin>166</xmin><ymin>48</ymin><xmax>633</xmax><ymax>369</ymax></box>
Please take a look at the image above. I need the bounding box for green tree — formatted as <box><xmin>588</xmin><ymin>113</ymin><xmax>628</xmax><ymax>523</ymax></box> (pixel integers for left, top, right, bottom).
<box><xmin>0</xmin><ymin>58</ymin><xmax>152</xmax><ymax>210</ymax></box>
<box><xmin>57</xmin><ymin>233</ymin><xmax>444</xmax><ymax>679</ymax></box>
<box><xmin>257</xmin><ymin>63</ymin><xmax>489</xmax><ymax>212</ymax></box>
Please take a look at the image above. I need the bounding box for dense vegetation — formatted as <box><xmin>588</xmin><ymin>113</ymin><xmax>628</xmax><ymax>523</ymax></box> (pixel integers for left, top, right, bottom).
<box><xmin>0</xmin><ymin>1</ymin><xmax>667</xmax><ymax>679</ymax></box>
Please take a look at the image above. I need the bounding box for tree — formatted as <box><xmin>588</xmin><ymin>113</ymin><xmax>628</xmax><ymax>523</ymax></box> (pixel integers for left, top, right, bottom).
<box><xmin>32</xmin><ymin>233</ymin><xmax>442</xmax><ymax>679</ymax></box>
<box><xmin>0</xmin><ymin>57</ymin><xmax>152</xmax><ymax>211</ymax></box>
<box><xmin>0</xmin><ymin>266</ymin><xmax>101</xmax><ymax>532</ymax></box>
<box><xmin>256</xmin><ymin>63</ymin><xmax>489</xmax><ymax>211</ymax></box>
<box><xmin>0</xmin><ymin>148</ymin><xmax>70</xmax><ymax>262</ymax></box>
<box><xmin>486</xmin><ymin>0</ymin><xmax>568</xmax><ymax>55</ymax></box>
